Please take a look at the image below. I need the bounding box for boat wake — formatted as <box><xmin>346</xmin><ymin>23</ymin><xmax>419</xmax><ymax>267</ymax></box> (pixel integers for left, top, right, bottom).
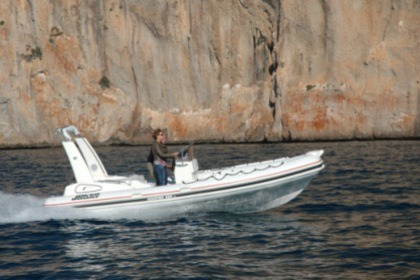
<box><xmin>0</xmin><ymin>191</ymin><xmax>88</xmax><ymax>224</ymax></box>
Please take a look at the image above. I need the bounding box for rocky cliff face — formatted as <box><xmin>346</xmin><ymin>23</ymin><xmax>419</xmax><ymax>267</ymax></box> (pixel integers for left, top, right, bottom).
<box><xmin>0</xmin><ymin>0</ymin><xmax>418</xmax><ymax>147</ymax></box>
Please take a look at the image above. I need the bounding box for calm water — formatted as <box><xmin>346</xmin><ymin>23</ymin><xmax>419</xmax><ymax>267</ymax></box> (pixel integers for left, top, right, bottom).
<box><xmin>0</xmin><ymin>141</ymin><xmax>419</xmax><ymax>279</ymax></box>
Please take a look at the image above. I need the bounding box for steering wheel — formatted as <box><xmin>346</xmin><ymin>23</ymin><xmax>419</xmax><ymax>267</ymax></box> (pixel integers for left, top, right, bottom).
<box><xmin>179</xmin><ymin>142</ymin><xmax>194</xmax><ymax>157</ymax></box>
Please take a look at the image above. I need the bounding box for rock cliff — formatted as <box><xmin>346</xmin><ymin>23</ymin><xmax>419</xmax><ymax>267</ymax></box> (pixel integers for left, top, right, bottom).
<box><xmin>0</xmin><ymin>0</ymin><xmax>418</xmax><ymax>147</ymax></box>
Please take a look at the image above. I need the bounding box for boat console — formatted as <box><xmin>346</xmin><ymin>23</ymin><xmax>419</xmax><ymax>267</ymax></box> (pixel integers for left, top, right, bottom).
<box><xmin>174</xmin><ymin>144</ymin><xmax>199</xmax><ymax>184</ymax></box>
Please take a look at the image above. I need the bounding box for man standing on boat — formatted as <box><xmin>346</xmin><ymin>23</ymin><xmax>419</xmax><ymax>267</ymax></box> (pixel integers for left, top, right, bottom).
<box><xmin>150</xmin><ymin>129</ymin><xmax>179</xmax><ymax>186</ymax></box>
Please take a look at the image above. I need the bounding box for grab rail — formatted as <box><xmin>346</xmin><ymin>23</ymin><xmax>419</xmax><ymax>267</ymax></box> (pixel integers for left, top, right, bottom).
<box><xmin>57</xmin><ymin>125</ymin><xmax>80</xmax><ymax>141</ymax></box>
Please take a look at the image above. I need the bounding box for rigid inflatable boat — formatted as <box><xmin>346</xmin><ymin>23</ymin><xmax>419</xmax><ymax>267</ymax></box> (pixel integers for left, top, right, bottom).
<box><xmin>43</xmin><ymin>126</ymin><xmax>324</xmax><ymax>214</ymax></box>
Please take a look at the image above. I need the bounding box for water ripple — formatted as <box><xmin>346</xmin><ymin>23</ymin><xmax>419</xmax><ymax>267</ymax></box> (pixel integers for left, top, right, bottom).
<box><xmin>0</xmin><ymin>141</ymin><xmax>419</xmax><ymax>279</ymax></box>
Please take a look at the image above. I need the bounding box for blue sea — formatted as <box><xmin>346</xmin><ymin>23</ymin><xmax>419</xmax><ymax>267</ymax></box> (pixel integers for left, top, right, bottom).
<box><xmin>1</xmin><ymin>141</ymin><xmax>419</xmax><ymax>279</ymax></box>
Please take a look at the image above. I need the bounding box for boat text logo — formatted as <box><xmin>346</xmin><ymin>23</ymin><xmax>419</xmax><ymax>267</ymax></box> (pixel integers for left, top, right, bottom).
<box><xmin>71</xmin><ymin>193</ymin><xmax>100</xmax><ymax>201</ymax></box>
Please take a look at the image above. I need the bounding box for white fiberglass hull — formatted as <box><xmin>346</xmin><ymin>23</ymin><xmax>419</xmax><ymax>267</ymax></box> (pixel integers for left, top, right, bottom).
<box><xmin>44</xmin><ymin>153</ymin><xmax>324</xmax><ymax>214</ymax></box>
<box><xmin>43</xmin><ymin>126</ymin><xmax>324</xmax><ymax>215</ymax></box>
<box><xmin>132</xmin><ymin>172</ymin><xmax>317</xmax><ymax>215</ymax></box>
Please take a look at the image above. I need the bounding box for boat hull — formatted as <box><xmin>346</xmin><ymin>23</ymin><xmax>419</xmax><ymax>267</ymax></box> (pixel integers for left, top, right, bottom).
<box><xmin>44</xmin><ymin>126</ymin><xmax>325</xmax><ymax>215</ymax></box>
<box><xmin>154</xmin><ymin>172</ymin><xmax>316</xmax><ymax>215</ymax></box>
<box><xmin>44</xmin><ymin>163</ymin><xmax>323</xmax><ymax>214</ymax></box>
